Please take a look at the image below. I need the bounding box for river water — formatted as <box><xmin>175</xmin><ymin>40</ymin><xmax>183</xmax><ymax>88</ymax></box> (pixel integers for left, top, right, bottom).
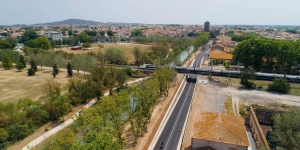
<box><xmin>169</xmin><ymin>46</ymin><xmax>194</xmax><ymax>66</ymax></box>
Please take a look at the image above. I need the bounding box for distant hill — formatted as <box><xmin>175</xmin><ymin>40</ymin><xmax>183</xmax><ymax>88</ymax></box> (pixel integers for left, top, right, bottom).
<box><xmin>33</xmin><ymin>19</ymin><xmax>103</xmax><ymax>25</ymax></box>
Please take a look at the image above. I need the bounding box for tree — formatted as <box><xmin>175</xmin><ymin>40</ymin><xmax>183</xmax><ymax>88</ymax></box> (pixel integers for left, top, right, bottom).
<box><xmin>84</xmin><ymin>30</ymin><xmax>97</xmax><ymax>36</ymax></box>
<box><xmin>30</xmin><ymin>59</ymin><xmax>37</xmax><ymax>72</ymax></box>
<box><xmin>107</xmin><ymin>30</ymin><xmax>113</xmax><ymax>37</ymax></box>
<box><xmin>70</xmin><ymin>55</ymin><xmax>82</xmax><ymax>74</ymax></box>
<box><xmin>5</xmin><ymin>36</ymin><xmax>18</xmax><ymax>48</ymax></box>
<box><xmin>24</xmin><ymin>39</ymin><xmax>37</xmax><ymax>48</ymax></box>
<box><xmin>19</xmin><ymin>55</ymin><xmax>26</xmax><ymax>68</ymax></box>
<box><xmin>50</xmin><ymin>40</ymin><xmax>57</xmax><ymax>49</ymax></box>
<box><xmin>15</xmin><ymin>62</ymin><xmax>25</xmax><ymax>71</ymax></box>
<box><xmin>268</xmin><ymin>78</ymin><xmax>291</xmax><ymax>94</ymax></box>
<box><xmin>226</xmin><ymin>30</ymin><xmax>234</xmax><ymax>35</ymax></box>
<box><xmin>272</xmin><ymin>108</ymin><xmax>300</xmax><ymax>150</ymax></box>
<box><xmin>104</xmin><ymin>47</ymin><xmax>126</xmax><ymax>64</ymax></box>
<box><xmin>99</xmin><ymin>31</ymin><xmax>105</xmax><ymax>36</ymax></box>
<box><xmin>21</xmin><ymin>30</ymin><xmax>38</xmax><ymax>43</ymax></box>
<box><xmin>33</xmin><ymin>53</ymin><xmax>46</xmax><ymax>70</ymax></box>
<box><xmin>82</xmin><ymin>42</ymin><xmax>91</xmax><ymax>49</ymax></box>
<box><xmin>112</xmin><ymin>37</ymin><xmax>118</xmax><ymax>44</ymax></box>
<box><xmin>52</xmin><ymin>64</ymin><xmax>59</xmax><ymax>78</ymax></box>
<box><xmin>0</xmin><ymin>128</ymin><xmax>8</xmax><ymax>143</ymax></box>
<box><xmin>209</xmin><ymin>30</ymin><xmax>217</xmax><ymax>38</ymax></box>
<box><xmin>27</xmin><ymin>68</ymin><xmax>35</xmax><ymax>76</ymax></box>
<box><xmin>2</xmin><ymin>54</ymin><xmax>13</xmax><ymax>70</ymax></box>
<box><xmin>0</xmin><ymin>40</ymin><xmax>12</xmax><ymax>49</ymax></box>
<box><xmin>80</xmin><ymin>55</ymin><xmax>96</xmax><ymax>75</ymax></box>
<box><xmin>133</xmin><ymin>47</ymin><xmax>144</xmax><ymax>67</ymax></box>
<box><xmin>131</xmin><ymin>29</ymin><xmax>143</xmax><ymax>37</ymax></box>
<box><xmin>53</xmin><ymin>54</ymin><xmax>66</xmax><ymax>70</ymax></box>
<box><xmin>68</xmin><ymin>30</ymin><xmax>73</xmax><ymax>36</ymax></box>
<box><xmin>240</xmin><ymin>69</ymin><xmax>256</xmax><ymax>89</ymax></box>
<box><xmin>35</xmin><ymin>36</ymin><xmax>51</xmax><ymax>50</ymax></box>
<box><xmin>66</xmin><ymin>62</ymin><xmax>73</xmax><ymax>77</ymax></box>
<box><xmin>78</xmin><ymin>32</ymin><xmax>90</xmax><ymax>43</ymax></box>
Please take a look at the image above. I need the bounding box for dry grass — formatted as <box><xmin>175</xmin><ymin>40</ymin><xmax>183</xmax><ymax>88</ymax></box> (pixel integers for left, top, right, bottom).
<box><xmin>224</xmin><ymin>96</ymin><xmax>235</xmax><ymax>115</ymax></box>
<box><xmin>238</xmin><ymin>103</ymin><xmax>247</xmax><ymax>118</ymax></box>
<box><xmin>57</xmin><ymin>43</ymin><xmax>152</xmax><ymax>63</ymax></box>
<box><xmin>212</xmin><ymin>76</ymin><xmax>300</xmax><ymax>96</ymax></box>
<box><xmin>0</xmin><ymin>68</ymin><xmax>73</xmax><ymax>103</ymax></box>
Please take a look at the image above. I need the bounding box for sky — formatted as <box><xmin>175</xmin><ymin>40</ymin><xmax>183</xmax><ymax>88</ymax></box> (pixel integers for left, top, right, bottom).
<box><xmin>1</xmin><ymin>0</ymin><xmax>300</xmax><ymax>25</ymax></box>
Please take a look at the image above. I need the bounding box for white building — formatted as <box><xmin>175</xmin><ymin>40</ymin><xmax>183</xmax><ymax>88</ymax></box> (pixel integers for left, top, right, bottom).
<box><xmin>44</xmin><ymin>31</ymin><xmax>63</xmax><ymax>41</ymax></box>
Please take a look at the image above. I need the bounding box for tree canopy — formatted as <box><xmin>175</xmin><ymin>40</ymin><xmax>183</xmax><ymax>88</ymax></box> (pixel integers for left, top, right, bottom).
<box><xmin>20</xmin><ymin>30</ymin><xmax>38</xmax><ymax>43</ymax></box>
<box><xmin>131</xmin><ymin>29</ymin><xmax>143</xmax><ymax>37</ymax></box>
<box><xmin>267</xmin><ymin>78</ymin><xmax>291</xmax><ymax>94</ymax></box>
<box><xmin>99</xmin><ymin>31</ymin><xmax>105</xmax><ymax>36</ymax></box>
<box><xmin>35</xmin><ymin>36</ymin><xmax>51</xmax><ymax>50</ymax></box>
<box><xmin>233</xmin><ymin>37</ymin><xmax>300</xmax><ymax>74</ymax></box>
<box><xmin>107</xmin><ymin>30</ymin><xmax>114</xmax><ymax>37</ymax></box>
<box><xmin>272</xmin><ymin>108</ymin><xmax>300</xmax><ymax>150</ymax></box>
<box><xmin>2</xmin><ymin>54</ymin><xmax>13</xmax><ymax>70</ymax></box>
<box><xmin>0</xmin><ymin>41</ymin><xmax>12</xmax><ymax>49</ymax></box>
<box><xmin>78</xmin><ymin>32</ymin><xmax>90</xmax><ymax>43</ymax></box>
<box><xmin>210</xmin><ymin>30</ymin><xmax>216</xmax><ymax>38</ymax></box>
<box><xmin>104</xmin><ymin>47</ymin><xmax>127</xmax><ymax>65</ymax></box>
<box><xmin>230</xmin><ymin>32</ymin><xmax>260</xmax><ymax>42</ymax></box>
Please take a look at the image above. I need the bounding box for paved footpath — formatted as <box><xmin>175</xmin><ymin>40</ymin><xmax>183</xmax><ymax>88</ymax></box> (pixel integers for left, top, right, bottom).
<box><xmin>22</xmin><ymin>77</ymin><xmax>148</xmax><ymax>150</ymax></box>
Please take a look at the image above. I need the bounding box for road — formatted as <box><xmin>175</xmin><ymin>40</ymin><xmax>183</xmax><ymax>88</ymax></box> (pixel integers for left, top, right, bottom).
<box><xmin>152</xmin><ymin>41</ymin><xmax>212</xmax><ymax>150</ymax></box>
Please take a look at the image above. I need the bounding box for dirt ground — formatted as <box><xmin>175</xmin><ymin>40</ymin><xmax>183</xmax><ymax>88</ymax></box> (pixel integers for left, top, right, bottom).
<box><xmin>57</xmin><ymin>43</ymin><xmax>152</xmax><ymax>63</ymax></box>
<box><xmin>181</xmin><ymin>78</ymin><xmax>300</xmax><ymax>150</ymax></box>
<box><xmin>0</xmin><ymin>67</ymin><xmax>71</xmax><ymax>103</ymax></box>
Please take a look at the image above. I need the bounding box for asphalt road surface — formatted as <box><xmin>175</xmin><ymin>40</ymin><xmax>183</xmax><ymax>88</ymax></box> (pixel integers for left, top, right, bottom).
<box><xmin>153</xmin><ymin>41</ymin><xmax>211</xmax><ymax>150</ymax></box>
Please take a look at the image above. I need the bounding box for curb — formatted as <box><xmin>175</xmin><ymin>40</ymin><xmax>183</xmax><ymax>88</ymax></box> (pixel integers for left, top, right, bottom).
<box><xmin>148</xmin><ymin>75</ymin><xmax>187</xmax><ymax>150</ymax></box>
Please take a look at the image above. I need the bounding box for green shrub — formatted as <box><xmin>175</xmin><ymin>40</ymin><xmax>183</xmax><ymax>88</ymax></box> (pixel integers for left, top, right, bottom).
<box><xmin>27</xmin><ymin>68</ymin><xmax>35</xmax><ymax>76</ymax></box>
<box><xmin>267</xmin><ymin>78</ymin><xmax>290</xmax><ymax>94</ymax></box>
<box><xmin>15</xmin><ymin>62</ymin><xmax>25</xmax><ymax>71</ymax></box>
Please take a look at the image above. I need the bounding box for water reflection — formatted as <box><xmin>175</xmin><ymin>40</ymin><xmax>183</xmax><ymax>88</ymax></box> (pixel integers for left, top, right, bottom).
<box><xmin>169</xmin><ymin>46</ymin><xmax>194</xmax><ymax>66</ymax></box>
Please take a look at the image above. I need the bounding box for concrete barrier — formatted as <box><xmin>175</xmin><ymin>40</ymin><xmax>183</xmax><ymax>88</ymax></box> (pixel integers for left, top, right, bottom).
<box><xmin>148</xmin><ymin>75</ymin><xmax>187</xmax><ymax>150</ymax></box>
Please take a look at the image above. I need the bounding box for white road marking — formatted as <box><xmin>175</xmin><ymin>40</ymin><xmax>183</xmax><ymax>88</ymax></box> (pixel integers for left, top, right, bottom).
<box><xmin>163</xmin><ymin>81</ymin><xmax>193</xmax><ymax>150</ymax></box>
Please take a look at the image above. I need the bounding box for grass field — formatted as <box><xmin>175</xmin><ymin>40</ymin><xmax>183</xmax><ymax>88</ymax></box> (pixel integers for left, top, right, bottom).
<box><xmin>0</xmin><ymin>68</ymin><xmax>73</xmax><ymax>103</ymax></box>
<box><xmin>212</xmin><ymin>76</ymin><xmax>300</xmax><ymax>96</ymax></box>
<box><xmin>59</xmin><ymin>43</ymin><xmax>152</xmax><ymax>63</ymax></box>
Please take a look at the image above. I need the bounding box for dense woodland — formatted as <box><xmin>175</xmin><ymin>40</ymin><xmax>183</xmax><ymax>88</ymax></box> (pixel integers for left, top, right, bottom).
<box><xmin>233</xmin><ymin>37</ymin><xmax>300</xmax><ymax>74</ymax></box>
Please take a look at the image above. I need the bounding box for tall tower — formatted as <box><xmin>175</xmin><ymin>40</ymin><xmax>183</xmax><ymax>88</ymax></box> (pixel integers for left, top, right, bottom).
<box><xmin>204</xmin><ymin>21</ymin><xmax>210</xmax><ymax>32</ymax></box>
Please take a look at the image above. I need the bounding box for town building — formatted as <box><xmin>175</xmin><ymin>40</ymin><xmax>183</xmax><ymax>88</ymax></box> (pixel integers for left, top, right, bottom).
<box><xmin>191</xmin><ymin>112</ymin><xmax>250</xmax><ymax>150</ymax></box>
<box><xmin>209</xmin><ymin>45</ymin><xmax>233</xmax><ymax>61</ymax></box>
<box><xmin>44</xmin><ymin>31</ymin><xmax>63</xmax><ymax>41</ymax></box>
<box><xmin>204</xmin><ymin>21</ymin><xmax>210</xmax><ymax>32</ymax></box>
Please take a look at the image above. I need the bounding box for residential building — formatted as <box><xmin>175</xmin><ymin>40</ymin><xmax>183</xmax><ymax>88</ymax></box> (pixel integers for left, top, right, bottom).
<box><xmin>44</xmin><ymin>31</ymin><xmax>63</xmax><ymax>41</ymax></box>
<box><xmin>204</xmin><ymin>21</ymin><xmax>210</xmax><ymax>32</ymax></box>
<box><xmin>209</xmin><ymin>45</ymin><xmax>233</xmax><ymax>61</ymax></box>
<box><xmin>191</xmin><ymin>112</ymin><xmax>250</xmax><ymax>150</ymax></box>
